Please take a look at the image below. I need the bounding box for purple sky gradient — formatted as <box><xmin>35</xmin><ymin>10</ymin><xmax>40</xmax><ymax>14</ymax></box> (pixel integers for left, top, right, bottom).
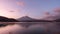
<box><xmin>0</xmin><ymin>0</ymin><xmax>60</xmax><ymax>19</ymax></box>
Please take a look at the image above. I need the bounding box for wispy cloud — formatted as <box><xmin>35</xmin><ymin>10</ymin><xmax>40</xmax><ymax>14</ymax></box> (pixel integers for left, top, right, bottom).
<box><xmin>44</xmin><ymin>12</ymin><xmax>50</xmax><ymax>16</ymax></box>
<box><xmin>42</xmin><ymin>8</ymin><xmax>60</xmax><ymax>20</ymax></box>
<box><xmin>53</xmin><ymin>8</ymin><xmax>60</xmax><ymax>19</ymax></box>
<box><xmin>16</xmin><ymin>1</ymin><xmax>25</xmax><ymax>7</ymax></box>
<box><xmin>53</xmin><ymin>7</ymin><xmax>60</xmax><ymax>12</ymax></box>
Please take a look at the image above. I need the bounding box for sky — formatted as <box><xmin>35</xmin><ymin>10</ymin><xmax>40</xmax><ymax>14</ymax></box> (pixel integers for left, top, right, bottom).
<box><xmin>0</xmin><ymin>0</ymin><xmax>60</xmax><ymax>19</ymax></box>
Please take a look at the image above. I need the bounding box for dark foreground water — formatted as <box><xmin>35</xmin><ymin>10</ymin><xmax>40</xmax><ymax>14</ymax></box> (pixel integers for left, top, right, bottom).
<box><xmin>0</xmin><ymin>22</ymin><xmax>60</xmax><ymax>34</ymax></box>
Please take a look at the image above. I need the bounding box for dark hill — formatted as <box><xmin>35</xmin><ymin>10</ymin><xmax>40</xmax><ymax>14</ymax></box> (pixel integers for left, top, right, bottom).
<box><xmin>54</xmin><ymin>19</ymin><xmax>60</xmax><ymax>22</ymax></box>
<box><xmin>0</xmin><ymin>16</ymin><xmax>19</xmax><ymax>27</ymax></box>
<box><xmin>0</xmin><ymin>16</ymin><xmax>18</xmax><ymax>22</ymax></box>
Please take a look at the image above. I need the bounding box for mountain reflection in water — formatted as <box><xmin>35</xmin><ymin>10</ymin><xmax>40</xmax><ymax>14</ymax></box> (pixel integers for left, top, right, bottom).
<box><xmin>0</xmin><ymin>22</ymin><xmax>60</xmax><ymax>34</ymax></box>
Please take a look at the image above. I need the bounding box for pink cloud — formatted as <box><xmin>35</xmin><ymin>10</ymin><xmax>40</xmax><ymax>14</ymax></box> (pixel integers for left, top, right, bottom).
<box><xmin>16</xmin><ymin>1</ymin><xmax>25</xmax><ymax>7</ymax></box>
<box><xmin>43</xmin><ymin>8</ymin><xmax>60</xmax><ymax>20</ymax></box>
<box><xmin>53</xmin><ymin>8</ymin><xmax>60</xmax><ymax>16</ymax></box>
<box><xmin>53</xmin><ymin>7</ymin><xmax>60</xmax><ymax>12</ymax></box>
<box><xmin>44</xmin><ymin>12</ymin><xmax>50</xmax><ymax>16</ymax></box>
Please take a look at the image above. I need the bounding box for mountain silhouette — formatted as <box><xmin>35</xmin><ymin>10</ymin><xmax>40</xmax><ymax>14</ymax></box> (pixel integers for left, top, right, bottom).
<box><xmin>17</xmin><ymin>16</ymin><xmax>36</xmax><ymax>22</ymax></box>
<box><xmin>0</xmin><ymin>16</ymin><xmax>18</xmax><ymax>22</ymax></box>
<box><xmin>17</xmin><ymin>16</ymin><xmax>53</xmax><ymax>22</ymax></box>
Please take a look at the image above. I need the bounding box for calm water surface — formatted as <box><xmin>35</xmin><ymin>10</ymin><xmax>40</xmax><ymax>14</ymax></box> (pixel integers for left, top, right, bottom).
<box><xmin>0</xmin><ymin>22</ymin><xmax>60</xmax><ymax>34</ymax></box>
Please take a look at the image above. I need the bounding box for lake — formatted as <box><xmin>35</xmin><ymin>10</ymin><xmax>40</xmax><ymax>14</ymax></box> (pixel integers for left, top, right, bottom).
<box><xmin>0</xmin><ymin>22</ymin><xmax>60</xmax><ymax>34</ymax></box>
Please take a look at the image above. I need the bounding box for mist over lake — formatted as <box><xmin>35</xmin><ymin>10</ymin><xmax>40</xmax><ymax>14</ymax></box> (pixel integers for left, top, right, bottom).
<box><xmin>0</xmin><ymin>22</ymin><xmax>60</xmax><ymax>34</ymax></box>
